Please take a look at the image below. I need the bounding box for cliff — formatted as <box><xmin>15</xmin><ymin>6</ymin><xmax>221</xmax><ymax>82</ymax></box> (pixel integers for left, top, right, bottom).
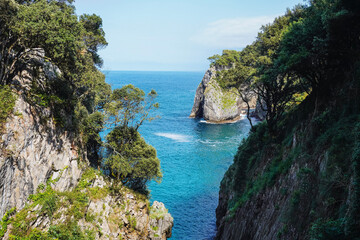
<box><xmin>189</xmin><ymin>66</ymin><xmax>256</xmax><ymax>123</ymax></box>
<box><xmin>0</xmin><ymin>49</ymin><xmax>82</xmax><ymax>217</ymax></box>
<box><xmin>214</xmin><ymin>1</ymin><xmax>360</xmax><ymax>239</ymax></box>
<box><xmin>0</xmin><ymin>50</ymin><xmax>173</xmax><ymax>239</ymax></box>
<box><xmin>215</xmin><ymin>94</ymin><xmax>360</xmax><ymax>239</ymax></box>
<box><xmin>1</xmin><ymin>169</ymin><xmax>173</xmax><ymax>240</ymax></box>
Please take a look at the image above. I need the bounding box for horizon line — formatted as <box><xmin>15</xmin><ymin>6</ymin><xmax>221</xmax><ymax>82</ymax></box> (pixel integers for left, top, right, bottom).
<box><xmin>100</xmin><ymin>69</ymin><xmax>207</xmax><ymax>73</ymax></box>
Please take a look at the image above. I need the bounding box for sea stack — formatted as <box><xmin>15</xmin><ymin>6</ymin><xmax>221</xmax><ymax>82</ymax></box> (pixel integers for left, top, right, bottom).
<box><xmin>190</xmin><ymin>66</ymin><xmax>255</xmax><ymax>123</ymax></box>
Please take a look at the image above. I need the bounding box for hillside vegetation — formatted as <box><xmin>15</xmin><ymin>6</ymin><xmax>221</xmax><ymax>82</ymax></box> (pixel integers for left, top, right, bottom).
<box><xmin>216</xmin><ymin>0</ymin><xmax>360</xmax><ymax>239</ymax></box>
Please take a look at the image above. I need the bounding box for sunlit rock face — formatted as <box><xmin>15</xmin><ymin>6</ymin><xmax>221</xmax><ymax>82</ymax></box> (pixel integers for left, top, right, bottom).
<box><xmin>190</xmin><ymin>66</ymin><xmax>256</xmax><ymax>123</ymax></box>
<box><xmin>0</xmin><ymin>49</ymin><xmax>82</xmax><ymax>218</ymax></box>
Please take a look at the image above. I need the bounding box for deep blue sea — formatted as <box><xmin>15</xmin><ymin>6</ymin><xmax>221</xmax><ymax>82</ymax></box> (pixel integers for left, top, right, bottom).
<box><xmin>105</xmin><ymin>71</ymin><xmax>251</xmax><ymax>240</ymax></box>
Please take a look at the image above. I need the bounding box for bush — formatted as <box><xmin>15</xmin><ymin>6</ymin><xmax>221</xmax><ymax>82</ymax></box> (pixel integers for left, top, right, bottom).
<box><xmin>104</xmin><ymin>126</ymin><xmax>162</xmax><ymax>192</ymax></box>
<box><xmin>0</xmin><ymin>85</ymin><xmax>16</xmax><ymax>129</ymax></box>
<box><xmin>309</xmin><ymin>218</ymin><xmax>345</xmax><ymax>240</ymax></box>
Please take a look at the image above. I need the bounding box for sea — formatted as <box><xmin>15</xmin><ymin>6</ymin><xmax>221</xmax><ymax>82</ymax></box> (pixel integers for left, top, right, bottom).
<box><xmin>104</xmin><ymin>71</ymin><xmax>252</xmax><ymax>240</ymax></box>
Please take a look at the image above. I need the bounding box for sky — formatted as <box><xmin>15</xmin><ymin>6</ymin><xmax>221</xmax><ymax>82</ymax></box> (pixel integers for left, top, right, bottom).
<box><xmin>74</xmin><ymin>0</ymin><xmax>305</xmax><ymax>72</ymax></box>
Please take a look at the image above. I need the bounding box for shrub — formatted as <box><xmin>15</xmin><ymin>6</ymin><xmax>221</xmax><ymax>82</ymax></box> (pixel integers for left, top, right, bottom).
<box><xmin>0</xmin><ymin>85</ymin><xmax>16</xmax><ymax>129</ymax></box>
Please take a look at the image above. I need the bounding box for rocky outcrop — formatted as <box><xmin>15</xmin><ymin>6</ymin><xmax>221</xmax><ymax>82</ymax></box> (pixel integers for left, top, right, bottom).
<box><xmin>2</xmin><ymin>173</ymin><xmax>173</xmax><ymax>240</ymax></box>
<box><xmin>0</xmin><ymin>49</ymin><xmax>82</xmax><ymax>218</ymax></box>
<box><xmin>0</xmin><ymin>49</ymin><xmax>173</xmax><ymax>239</ymax></box>
<box><xmin>189</xmin><ymin>66</ymin><xmax>256</xmax><ymax>123</ymax></box>
<box><xmin>216</xmin><ymin>162</ymin><xmax>305</xmax><ymax>240</ymax></box>
<box><xmin>250</xmin><ymin>98</ymin><xmax>266</xmax><ymax>121</ymax></box>
<box><xmin>0</xmin><ymin>95</ymin><xmax>82</xmax><ymax>217</ymax></box>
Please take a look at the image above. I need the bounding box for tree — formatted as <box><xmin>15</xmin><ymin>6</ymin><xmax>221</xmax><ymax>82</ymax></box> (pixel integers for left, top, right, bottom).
<box><xmin>104</xmin><ymin>126</ymin><xmax>162</xmax><ymax>191</ymax></box>
<box><xmin>103</xmin><ymin>85</ymin><xmax>161</xmax><ymax>191</ymax></box>
<box><xmin>250</xmin><ymin>10</ymin><xmax>305</xmax><ymax>132</ymax></box>
<box><xmin>105</xmin><ymin>84</ymin><xmax>159</xmax><ymax>130</ymax></box>
<box><xmin>0</xmin><ymin>0</ymin><xmax>111</xmax><ymax>164</ymax></box>
<box><xmin>80</xmin><ymin>14</ymin><xmax>107</xmax><ymax>67</ymax></box>
<box><xmin>208</xmin><ymin>50</ymin><xmax>241</xmax><ymax>68</ymax></box>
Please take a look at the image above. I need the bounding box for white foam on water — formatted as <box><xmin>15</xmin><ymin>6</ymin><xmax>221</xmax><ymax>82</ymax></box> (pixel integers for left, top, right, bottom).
<box><xmin>240</xmin><ymin>114</ymin><xmax>247</xmax><ymax>119</ymax></box>
<box><xmin>154</xmin><ymin>132</ymin><xmax>192</xmax><ymax>142</ymax></box>
<box><xmin>199</xmin><ymin>119</ymin><xmax>217</xmax><ymax>124</ymax></box>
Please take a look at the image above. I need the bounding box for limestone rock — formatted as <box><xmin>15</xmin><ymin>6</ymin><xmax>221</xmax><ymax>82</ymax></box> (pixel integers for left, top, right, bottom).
<box><xmin>149</xmin><ymin>201</ymin><xmax>174</xmax><ymax>240</ymax></box>
<box><xmin>190</xmin><ymin>66</ymin><xmax>256</xmax><ymax>123</ymax></box>
<box><xmin>0</xmin><ymin>49</ymin><xmax>83</xmax><ymax>218</ymax></box>
<box><xmin>0</xmin><ymin>49</ymin><xmax>173</xmax><ymax>239</ymax></box>
<box><xmin>3</xmin><ymin>173</ymin><xmax>173</xmax><ymax>240</ymax></box>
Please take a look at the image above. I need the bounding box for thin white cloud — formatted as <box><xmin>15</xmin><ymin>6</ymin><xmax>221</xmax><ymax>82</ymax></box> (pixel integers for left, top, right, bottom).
<box><xmin>191</xmin><ymin>16</ymin><xmax>275</xmax><ymax>48</ymax></box>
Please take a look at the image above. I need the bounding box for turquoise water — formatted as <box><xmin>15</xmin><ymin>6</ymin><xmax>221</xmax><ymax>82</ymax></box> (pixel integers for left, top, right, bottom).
<box><xmin>105</xmin><ymin>71</ymin><xmax>251</xmax><ymax>240</ymax></box>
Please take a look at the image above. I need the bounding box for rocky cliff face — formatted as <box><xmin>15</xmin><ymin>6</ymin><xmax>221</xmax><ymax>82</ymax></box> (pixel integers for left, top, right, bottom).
<box><xmin>0</xmin><ymin>49</ymin><xmax>82</xmax><ymax>218</ymax></box>
<box><xmin>0</xmin><ymin>94</ymin><xmax>82</xmax><ymax>217</ymax></box>
<box><xmin>190</xmin><ymin>66</ymin><xmax>256</xmax><ymax>123</ymax></box>
<box><xmin>215</xmin><ymin>97</ymin><xmax>360</xmax><ymax>240</ymax></box>
<box><xmin>216</xmin><ymin>159</ymin><xmax>310</xmax><ymax>240</ymax></box>
<box><xmin>2</xmin><ymin>172</ymin><xmax>173</xmax><ymax>240</ymax></box>
<box><xmin>0</xmin><ymin>49</ymin><xmax>173</xmax><ymax>239</ymax></box>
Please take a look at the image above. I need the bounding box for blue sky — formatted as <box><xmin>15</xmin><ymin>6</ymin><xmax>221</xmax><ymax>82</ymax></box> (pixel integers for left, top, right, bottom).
<box><xmin>74</xmin><ymin>0</ymin><xmax>305</xmax><ymax>71</ymax></box>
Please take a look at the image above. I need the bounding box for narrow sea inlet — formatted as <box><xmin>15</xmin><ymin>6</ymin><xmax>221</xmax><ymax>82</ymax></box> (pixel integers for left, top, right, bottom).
<box><xmin>105</xmin><ymin>71</ymin><xmax>252</xmax><ymax>239</ymax></box>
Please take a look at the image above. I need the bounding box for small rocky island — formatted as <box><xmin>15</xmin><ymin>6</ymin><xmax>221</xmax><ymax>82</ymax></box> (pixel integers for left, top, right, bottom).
<box><xmin>190</xmin><ymin>63</ymin><xmax>257</xmax><ymax>123</ymax></box>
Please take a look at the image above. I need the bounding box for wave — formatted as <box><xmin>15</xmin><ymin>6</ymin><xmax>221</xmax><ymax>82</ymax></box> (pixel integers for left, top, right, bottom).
<box><xmin>154</xmin><ymin>132</ymin><xmax>192</xmax><ymax>142</ymax></box>
<box><xmin>199</xmin><ymin>119</ymin><xmax>217</xmax><ymax>124</ymax></box>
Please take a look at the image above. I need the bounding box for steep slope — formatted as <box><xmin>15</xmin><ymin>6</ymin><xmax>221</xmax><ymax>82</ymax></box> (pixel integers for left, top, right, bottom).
<box><xmin>0</xmin><ymin>49</ymin><xmax>82</xmax><ymax>217</ymax></box>
<box><xmin>216</xmin><ymin>94</ymin><xmax>360</xmax><ymax>239</ymax></box>
<box><xmin>1</xmin><ymin>169</ymin><xmax>173</xmax><ymax>240</ymax></box>
<box><xmin>215</xmin><ymin>0</ymin><xmax>360</xmax><ymax>238</ymax></box>
<box><xmin>0</xmin><ymin>50</ymin><xmax>173</xmax><ymax>239</ymax></box>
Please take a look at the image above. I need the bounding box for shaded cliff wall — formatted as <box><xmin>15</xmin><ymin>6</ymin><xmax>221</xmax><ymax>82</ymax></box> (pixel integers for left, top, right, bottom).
<box><xmin>216</xmin><ymin>94</ymin><xmax>360</xmax><ymax>240</ymax></box>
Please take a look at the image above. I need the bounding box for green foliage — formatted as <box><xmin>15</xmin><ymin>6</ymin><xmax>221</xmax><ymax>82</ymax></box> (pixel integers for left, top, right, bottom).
<box><xmin>127</xmin><ymin>215</ymin><xmax>137</xmax><ymax>230</ymax></box>
<box><xmin>0</xmin><ymin>0</ymin><xmax>111</xmax><ymax>164</ymax></box>
<box><xmin>218</xmin><ymin>0</ymin><xmax>360</xmax><ymax>238</ymax></box>
<box><xmin>216</xmin><ymin>45</ymin><xmax>259</xmax><ymax>90</ymax></box>
<box><xmin>309</xmin><ymin>218</ymin><xmax>345</xmax><ymax>240</ymax></box>
<box><xmin>12</xmin><ymin>0</ymin><xmax>81</xmax><ymax>73</ymax></box>
<box><xmin>29</xmin><ymin>184</ymin><xmax>58</xmax><ymax>217</ymax></box>
<box><xmin>104</xmin><ymin>126</ymin><xmax>162</xmax><ymax>191</ymax></box>
<box><xmin>105</xmin><ymin>84</ymin><xmax>159</xmax><ymax>130</ymax></box>
<box><xmin>79</xmin><ymin>13</ymin><xmax>107</xmax><ymax>67</ymax></box>
<box><xmin>0</xmin><ymin>208</ymin><xmax>16</xmax><ymax>238</ymax></box>
<box><xmin>277</xmin><ymin>224</ymin><xmax>289</xmax><ymax>239</ymax></box>
<box><xmin>48</xmin><ymin>223</ymin><xmax>95</xmax><ymax>240</ymax></box>
<box><xmin>228</xmin><ymin>137</ymin><xmax>300</xmax><ymax>214</ymax></box>
<box><xmin>27</xmin><ymin>228</ymin><xmax>50</xmax><ymax>240</ymax></box>
<box><xmin>88</xmin><ymin>187</ymin><xmax>109</xmax><ymax>200</ymax></box>
<box><xmin>0</xmin><ymin>85</ymin><xmax>16</xmax><ymax>129</ymax></box>
<box><xmin>3</xmin><ymin>168</ymin><xmax>114</xmax><ymax>239</ymax></box>
<box><xmin>77</xmin><ymin>168</ymin><xmax>97</xmax><ymax>189</ymax></box>
<box><xmin>208</xmin><ymin>50</ymin><xmax>241</xmax><ymax>67</ymax></box>
<box><xmin>103</xmin><ymin>84</ymin><xmax>161</xmax><ymax>192</ymax></box>
<box><xmin>1</xmin><ymin>1</ymin><xmax>162</xmax><ymax>195</ymax></box>
<box><xmin>149</xmin><ymin>206</ymin><xmax>169</xmax><ymax>220</ymax></box>
<box><xmin>209</xmin><ymin>8</ymin><xmax>307</xmax><ymax>131</ymax></box>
